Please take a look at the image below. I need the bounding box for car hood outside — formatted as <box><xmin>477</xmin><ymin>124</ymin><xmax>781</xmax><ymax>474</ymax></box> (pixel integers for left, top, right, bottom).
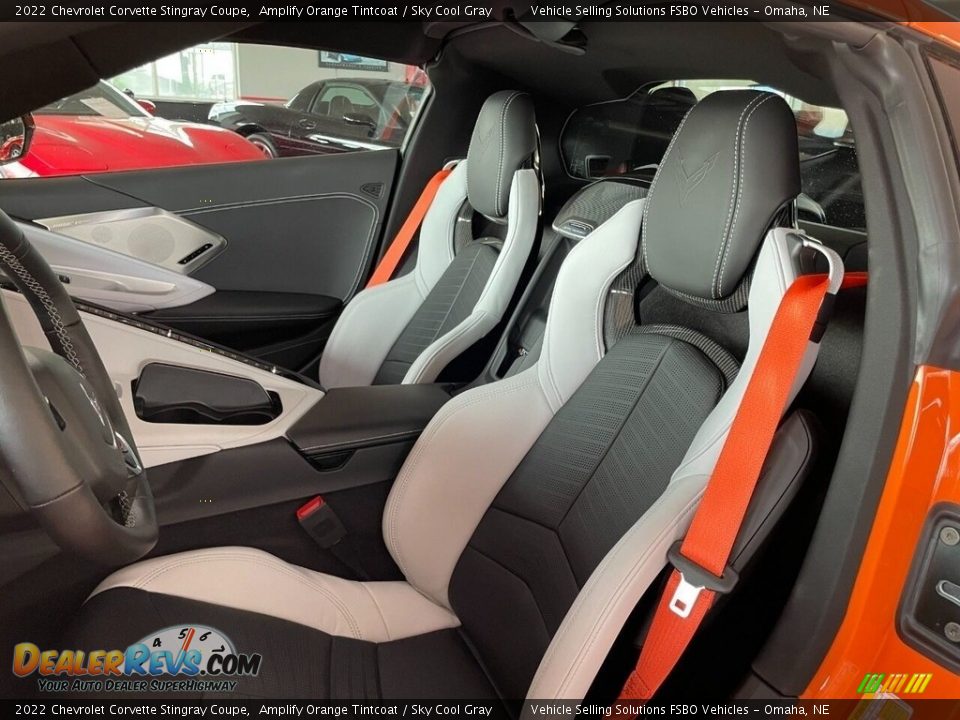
<box><xmin>20</xmin><ymin>114</ymin><xmax>263</xmax><ymax>176</ymax></box>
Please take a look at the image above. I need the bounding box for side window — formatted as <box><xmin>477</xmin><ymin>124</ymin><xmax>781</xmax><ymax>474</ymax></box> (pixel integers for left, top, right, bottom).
<box><xmin>314</xmin><ymin>85</ymin><xmax>378</xmax><ymax>116</ymax></box>
<box><xmin>560</xmin><ymin>79</ymin><xmax>864</xmax><ymax>231</ymax></box>
<box><xmin>311</xmin><ymin>85</ymin><xmax>381</xmax><ymax>138</ymax></box>
<box><xmin>286</xmin><ymin>86</ymin><xmax>318</xmax><ymax>113</ymax></box>
<box><xmin>2</xmin><ymin>43</ymin><xmax>430</xmax><ymax>179</ymax></box>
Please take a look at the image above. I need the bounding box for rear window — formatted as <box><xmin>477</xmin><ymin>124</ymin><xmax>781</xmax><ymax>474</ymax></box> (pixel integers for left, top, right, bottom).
<box><xmin>560</xmin><ymin>79</ymin><xmax>864</xmax><ymax>231</ymax></box>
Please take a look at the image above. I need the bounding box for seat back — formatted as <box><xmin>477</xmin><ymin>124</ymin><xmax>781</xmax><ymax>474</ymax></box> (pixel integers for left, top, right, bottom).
<box><xmin>491</xmin><ymin>178</ymin><xmax>650</xmax><ymax>381</ymax></box>
<box><xmin>318</xmin><ymin>91</ymin><xmax>540</xmax><ymax>389</ymax></box>
<box><xmin>383</xmin><ymin>90</ymin><xmax>835</xmax><ymax>699</ymax></box>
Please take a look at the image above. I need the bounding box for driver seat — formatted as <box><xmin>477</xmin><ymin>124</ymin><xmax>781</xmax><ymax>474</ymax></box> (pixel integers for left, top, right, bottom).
<box><xmin>64</xmin><ymin>91</ymin><xmax>822</xmax><ymax>701</ymax></box>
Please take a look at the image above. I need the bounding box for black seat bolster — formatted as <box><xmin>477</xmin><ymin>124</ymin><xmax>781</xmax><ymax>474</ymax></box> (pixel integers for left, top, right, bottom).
<box><xmin>729</xmin><ymin>409</ymin><xmax>820</xmax><ymax>574</ymax></box>
<box><xmin>374</xmin><ymin>242</ymin><xmax>499</xmax><ymax>385</ymax></box>
<box><xmin>58</xmin><ymin>587</ymin><xmax>501</xmax><ymax>702</ymax></box>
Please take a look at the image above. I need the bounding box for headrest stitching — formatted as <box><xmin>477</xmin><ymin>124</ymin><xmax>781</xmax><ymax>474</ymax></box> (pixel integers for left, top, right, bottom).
<box><xmin>641</xmin><ymin>102</ymin><xmax>696</xmax><ymax>273</ymax></box>
<box><xmin>717</xmin><ymin>94</ymin><xmax>777</xmax><ymax>298</ymax></box>
<box><xmin>495</xmin><ymin>91</ymin><xmax>524</xmax><ymax>218</ymax></box>
<box><xmin>712</xmin><ymin>92</ymin><xmax>769</xmax><ymax>300</ymax></box>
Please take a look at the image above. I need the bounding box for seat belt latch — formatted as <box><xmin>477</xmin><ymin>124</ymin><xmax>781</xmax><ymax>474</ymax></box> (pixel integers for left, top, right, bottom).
<box><xmin>296</xmin><ymin>496</ymin><xmax>346</xmax><ymax>549</ymax></box>
<box><xmin>666</xmin><ymin>540</ymin><xmax>739</xmax><ymax>618</ymax></box>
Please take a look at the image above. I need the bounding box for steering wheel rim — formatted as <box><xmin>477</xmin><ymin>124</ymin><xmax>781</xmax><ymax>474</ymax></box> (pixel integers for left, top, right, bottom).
<box><xmin>0</xmin><ymin>210</ymin><xmax>157</xmax><ymax>565</ymax></box>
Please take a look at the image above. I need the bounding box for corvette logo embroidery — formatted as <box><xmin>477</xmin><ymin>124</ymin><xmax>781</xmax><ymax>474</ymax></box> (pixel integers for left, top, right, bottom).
<box><xmin>676</xmin><ymin>152</ymin><xmax>719</xmax><ymax>206</ymax></box>
<box><xmin>857</xmin><ymin>672</ymin><xmax>933</xmax><ymax>695</ymax></box>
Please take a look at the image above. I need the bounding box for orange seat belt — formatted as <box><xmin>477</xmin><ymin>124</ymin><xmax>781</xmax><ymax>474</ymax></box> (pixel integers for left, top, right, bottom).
<box><xmin>366</xmin><ymin>168</ymin><xmax>453</xmax><ymax>288</ymax></box>
<box><xmin>619</xmin><ymin>270</ymin><xmax>868</xmax><ymax>705</ymax></box>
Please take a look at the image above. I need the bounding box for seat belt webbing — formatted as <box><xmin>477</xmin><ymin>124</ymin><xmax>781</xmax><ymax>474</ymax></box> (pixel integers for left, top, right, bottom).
<box><xmin>619</xmin><ymin>270</ymin><xmax>868</xmax><ymax>704</ymax></box>
<box><xmin>366</xmin><ymin>168</ymin><xmax>453</xmax><ymax>288</ymax></box>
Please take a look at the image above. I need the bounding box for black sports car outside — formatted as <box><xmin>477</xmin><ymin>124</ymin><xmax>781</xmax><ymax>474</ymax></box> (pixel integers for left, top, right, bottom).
<box><xmin>208</xmin><ymin>77</ymin><xmax>427</xmax><ymax>157</ymax></box>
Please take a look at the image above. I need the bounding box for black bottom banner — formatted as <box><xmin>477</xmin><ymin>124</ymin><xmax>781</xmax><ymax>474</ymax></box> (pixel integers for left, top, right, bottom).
<box><xmin>3</xmin><ymin>699</ymin><xmax>960</xmax><ymax>719</ymax></box>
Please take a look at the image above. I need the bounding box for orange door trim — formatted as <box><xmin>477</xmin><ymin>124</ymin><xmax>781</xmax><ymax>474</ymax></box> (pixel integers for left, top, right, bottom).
<box><xmin>804</xmin><ymin>365</ymin><xmax>960</xmax><ymax>699</ymax></box>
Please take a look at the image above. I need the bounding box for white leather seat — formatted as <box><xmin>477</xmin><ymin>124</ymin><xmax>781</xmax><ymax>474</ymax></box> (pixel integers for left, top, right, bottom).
<box><xmin>65</xmin><ymin>91</ymin><xmax>838</xmax><ymax>703</ymax></box>
<box><xmin>319</xmin><ymin>90</ymin><xmax>540</xmax><ymax>389</ymax></box>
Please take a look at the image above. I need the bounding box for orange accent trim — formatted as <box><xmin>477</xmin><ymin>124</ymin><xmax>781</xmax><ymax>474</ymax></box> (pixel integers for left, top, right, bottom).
<box><xmin>620</xmin><ymin>273</ymin><xmax>837</xmax><ymax>702</ymax></box>
<box><xmin>844</xmin><ymin>271</ymin><xmax>869</xmax><ymax>288</ymax></box>
<box><xmin>366</xmin><ymin>169</ymin><xmax>452</xmax><ymax>289</ymax></box>
<box><xmin>620</xmin><ymin>273</ymin><xmax>869</xmax><ymax>704</ymax></box>
<box><xmin>803</xmin><ymin>365</ymin><xmax>960</xmax><ymax>700</ymax></box>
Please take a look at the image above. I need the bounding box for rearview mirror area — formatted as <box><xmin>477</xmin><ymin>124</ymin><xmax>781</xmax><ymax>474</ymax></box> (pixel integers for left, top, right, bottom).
<box><xmin>0</xmin><ymin>115</ymin><xmax>34</xmax><ymax>164</ymax></box>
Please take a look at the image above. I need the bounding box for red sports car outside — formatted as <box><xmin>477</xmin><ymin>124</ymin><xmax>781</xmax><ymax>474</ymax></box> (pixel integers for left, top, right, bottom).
<box><xmin>0</xmin><ymin>81</ymin><xmax>264</xmax><ymax>178</ymax></box>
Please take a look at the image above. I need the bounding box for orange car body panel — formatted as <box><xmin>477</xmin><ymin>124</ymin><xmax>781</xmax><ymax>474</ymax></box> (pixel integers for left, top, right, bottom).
<box><xmin>911</xmin><ymin>22</ymin><xmax>960</xmax><ymax>48</ymax></box>
<box><xmin>835</xmin><ymin>0</ymin><xmax>960</xmax><ymax>46</ymax></box>
<box><xmin>798</xmin><ymin>3</ymin><xmax>960</xmax><ymax>696</ymax></box>
<box><xmin>803</xmin><ymin>366</ymin><xmax>960</xmax><ymax>699</ymax></box>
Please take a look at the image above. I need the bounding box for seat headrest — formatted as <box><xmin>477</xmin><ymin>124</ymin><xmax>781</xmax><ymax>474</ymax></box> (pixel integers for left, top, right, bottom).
<box><xmin>330</xmin><ymin>95</ymin><xmax>352</xmax><ymax>117</ymax></box>
<box><xmin>467</xmin><ymin>90</ymin><xmax>537</xmax><ymax>221</ymax></box>
<box><xmin>643</xmin><ymin>90</ymin><xmax>800</xmax><ymax>301</ymax></box>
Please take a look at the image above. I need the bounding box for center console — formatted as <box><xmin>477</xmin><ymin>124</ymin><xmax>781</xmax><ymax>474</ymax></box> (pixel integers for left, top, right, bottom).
<box><xmin>287</xmin><ymin>383</ymin><xmax>453</xmax><ymax>469</ymax></box>
<box><xmin>147</xmin><ymin>381</ymin><xmax>452</xmax><ymax>527</ymax></box>
<box><xmin>140</xmin><ymin>379</ymin><xmax>453</xmax><ymax>578</ymax></box>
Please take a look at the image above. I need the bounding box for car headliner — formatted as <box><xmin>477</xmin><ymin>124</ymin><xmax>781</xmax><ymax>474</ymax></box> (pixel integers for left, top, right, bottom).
<box><xmin>0</xmin><ymin>11</ymin><xmax>892</xmax><ymax>123</ymax></box>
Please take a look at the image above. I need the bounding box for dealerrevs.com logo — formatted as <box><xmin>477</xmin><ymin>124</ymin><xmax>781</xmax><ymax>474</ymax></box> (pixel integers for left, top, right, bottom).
<box><xmin>12</xmin><ymin>625</ymin><xmax>262</xmax><ymax>693</ymax></box>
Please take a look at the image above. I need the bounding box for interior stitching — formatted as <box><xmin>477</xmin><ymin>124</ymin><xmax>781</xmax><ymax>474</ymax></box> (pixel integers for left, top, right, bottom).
<box><xmin>712</xmin><ymin>93</ymin><xmax>766</xmax><ymax>299</ymax></box>
<box><xmin>473</xmin><ymin>173</ymin><xmax>525</xmax><ymax>309</ymax></box>
<box><xmin>495</xmin><ymin>92</ymin><xmax>524</xmax><ymax>217</ymax></box>
<box><xmin>718</xmin><ymin>94</ymin><xmax>776</xmax><ymax>295</ymax></box>
<box><xmin>641</xmin><ymin>105</ymin><xmax>694</xmax><ymax>274</ymax></box>
<box><xmin>0</xmin><ymin>244</ymin><xmax>83</xmax><ymax>373</ymax></box>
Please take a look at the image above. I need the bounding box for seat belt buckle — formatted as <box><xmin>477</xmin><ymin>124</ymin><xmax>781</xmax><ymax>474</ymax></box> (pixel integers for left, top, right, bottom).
<box><xmin>296</xmin><ymin>496</ymin><xmax>346</xmax><ymax>549</ymax></box>
<box><xmin>666</xmin><ymin>540</ymin><xmax>739</xmax><ymax>618</ymax></box>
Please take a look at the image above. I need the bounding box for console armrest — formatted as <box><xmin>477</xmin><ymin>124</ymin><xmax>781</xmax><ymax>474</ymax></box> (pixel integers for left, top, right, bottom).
<box><xmin>287</xmin><ymin>384</ymin><xmax>452</xmax><ymax>457</ymax></box>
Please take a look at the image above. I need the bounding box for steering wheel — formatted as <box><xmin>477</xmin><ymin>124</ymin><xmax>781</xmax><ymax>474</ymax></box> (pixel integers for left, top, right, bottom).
<box><xmin>0</xmin><ymin>210</ymin><xmax>157</xmax><ymax>565</ymax></box>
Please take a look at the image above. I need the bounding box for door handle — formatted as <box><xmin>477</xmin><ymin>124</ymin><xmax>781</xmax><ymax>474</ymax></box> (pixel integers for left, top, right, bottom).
<box><xmin>937</xmin><ymin>579</ymin><xmax>960</xmax><ymax>608</ymax></box>
<box><xmin>51</xmin><ymin>266</ymin><xmax>176</xmax><ymax>295</ymax></box>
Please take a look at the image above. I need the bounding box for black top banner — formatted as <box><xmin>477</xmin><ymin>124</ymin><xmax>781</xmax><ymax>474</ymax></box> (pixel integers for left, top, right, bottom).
<box><xmin>5</xmin><ymin>699</ymin><xmax>960</xmax><ymax>717</ymax></box>
<box><xmin>4</xmin><ymin>0</ymin><xmax>884</xmax><ymax>22</ymax></box>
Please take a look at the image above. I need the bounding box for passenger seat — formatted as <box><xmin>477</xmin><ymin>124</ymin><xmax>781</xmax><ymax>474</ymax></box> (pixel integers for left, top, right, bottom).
<box><xmin>319</xmin><ymin>91</ymin><xmax>540</xmax><ymax>388</ymax></box>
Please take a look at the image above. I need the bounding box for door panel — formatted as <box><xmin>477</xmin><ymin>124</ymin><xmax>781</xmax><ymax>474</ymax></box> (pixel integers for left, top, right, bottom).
<box><xmin>14</xmin><ymin>223</ymin><xmax>215</xmax><ymax>313</ymax></box>
<box><xmin>0</xmin><ymin>150</ymin><xmax>398</xmax><ymax>372</ymax></box>
<box><xmin>83</xmin><ymin>150</ymin><xmax>396</xmax><ymax>299</ymax></box>
<box><xmin>185</xmin><ymin>194</ymin><xmax>378</xmax><ymax>298</ymax></box>
<box><xmin>146</xmin><ymin>291</ymin><xmax>342</xmax><ymax>371</ymax></box>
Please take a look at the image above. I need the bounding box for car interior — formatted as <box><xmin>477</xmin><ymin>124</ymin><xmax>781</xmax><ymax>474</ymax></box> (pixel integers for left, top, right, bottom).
<box><xmin>0</xmin><ymin>14</ymin><xmax>956</xmax><ymax>705</ymax></box>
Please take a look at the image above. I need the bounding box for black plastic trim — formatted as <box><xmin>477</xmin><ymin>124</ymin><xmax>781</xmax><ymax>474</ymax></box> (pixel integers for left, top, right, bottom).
<box><xmin>150</xmin><ymin>438</ymin><xmax>415</xmax><ymax>527</ymax></box>
<box><xmin>287</xmin><ymin>383</ymin><xmax>452</xmax><ymax>457</ymax></box>
<box><xmin>133</xmin><ymin>363</ymin><xmax>280</xmax><ymax>426</ymax></box>
<box><xmin>896</xmin><ymin>502</ymin><xmax>960</xmax><ymax>674</ymax></box>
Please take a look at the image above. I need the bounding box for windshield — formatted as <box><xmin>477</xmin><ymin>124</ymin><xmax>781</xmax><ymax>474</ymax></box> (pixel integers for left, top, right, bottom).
<box><xmin>36</xmin><ymin>82</ymin><xmax>148</xmax><ymax>119</ymax></box>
